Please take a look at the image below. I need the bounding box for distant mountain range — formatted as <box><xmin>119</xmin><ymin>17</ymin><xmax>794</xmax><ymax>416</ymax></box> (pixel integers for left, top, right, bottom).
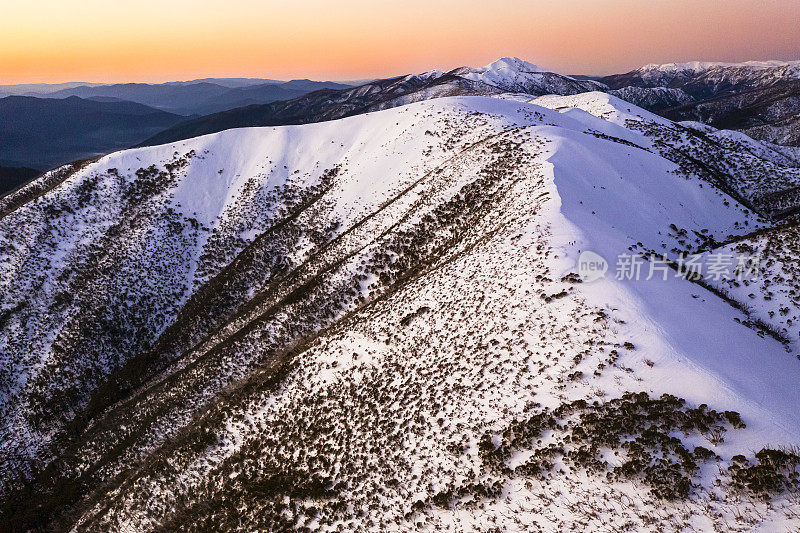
<box><xmin>143</xmin><ymin>58</ymin><xmax>800</xmax><ymax>149</ymax></box>
<box><xmin>600</xmin><ymin>61</ymin><xmax>800</xmax><ymax>96</ymax></box>
<box><xmin>140</xmin><ymin>58</ymin><xmax>603</xmax><ymax>146</ymax></box>
<box><xmin>600</xmin><ymin>61</ymin><xmax>800</xmax><ymax>145</ymax></box>
<box><xmin>11</xmin><ymin>79</ymin><xmax>352</xmax><ymax>116</ymax></box>
<box><xmin>0</xmin><ymin>78</ymin><xmax>354</xmax><ymax>190</ymax></box>
<box><xmin>3</xmin><ymin>59</ymin><xmax>800</xmax><ymax>197</ymax></box>
<box><xmin>0</xmin><ymin>95</ymin><xmax>186</xmax><ymax>173</ymax></box>
<box><xmin>0</xmin><ymin>78</ymin><xmax>279</xmax><ymax>97</ymax></box>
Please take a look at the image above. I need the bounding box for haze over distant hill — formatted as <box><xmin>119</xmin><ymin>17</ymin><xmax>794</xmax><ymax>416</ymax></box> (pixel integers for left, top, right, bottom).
<box><xmin>0</xmin><ymin>95</ymin><xmax>185</xmax><ymax>172</ymax></box>
<box><xmin>0</xmin><ymin>78</ymin><xmax>355</xmax><ymax>189</ymax></box>
<box><xmin>37</xmin><ymin>79</ymin><xmax>353</xmax><ymax>115</ymax></box>
<box><xmin>0</xmin><ymin>82</ymin><xmax>106</xmax><ymax>98</ymax></box>
<box><xmin>0</xmin><ymin>78</ymin><xmax>276</xmax><ymax>97</ymax></box>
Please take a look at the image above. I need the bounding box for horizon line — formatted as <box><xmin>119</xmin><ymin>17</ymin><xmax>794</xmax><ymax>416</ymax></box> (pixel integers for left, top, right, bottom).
<box><xmin>3</xmin><ymin>56</ymin><xmax>800</xmax><ymax>87</ymax></box>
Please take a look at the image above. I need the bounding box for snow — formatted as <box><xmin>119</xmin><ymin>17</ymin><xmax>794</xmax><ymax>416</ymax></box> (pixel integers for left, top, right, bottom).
<box><xmin>3</xmin><ymin>92</ymin><xmax>800</xmax><ymax>531</ymax></box>
<box><xmin>639</xmin><ymin>60</ymin><xmax>800</xmax><ymax>74</ymax></box>
<box><xmin>461</xmin><ymin>57</ymin><xmax>552</xmax><ymax>83</ymax></box>
<box><xmin>411</xmin><ymin>69</ymin><xmax>444</xmax><ymax>81</ymax></box>
<box><xmin>456</xmin><ymin>56</ymin><xmax>595</xmax><ymax>94</ymax></box>
<box><xmin>525</xmin><ymin>108</ymin><xmax>800</xmax><ymax>441</ymax></box>
<box><xmin>531</xmin><ymin>91</ymin><xmax>674</xmax><ymax>125</ymax></box>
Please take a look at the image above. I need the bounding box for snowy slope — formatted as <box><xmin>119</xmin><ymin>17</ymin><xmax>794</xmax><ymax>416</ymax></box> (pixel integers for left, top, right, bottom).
<box><xmin>530</xmin><ymin>92</ymin><xmax>800</xmax><ymax>214</ymax></box>
<box><xmin>1</xmin><ymin>95</ymin><xmax>799</xmax><ymax>531</ymax></box>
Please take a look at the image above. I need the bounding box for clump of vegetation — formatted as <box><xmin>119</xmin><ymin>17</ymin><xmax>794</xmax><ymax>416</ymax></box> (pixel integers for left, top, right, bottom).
<box><xmin>476</xmin><ymin>392</ymin><xmax>744</xmax><ymax>500</ymax></box>
<box><xmin>729</xmin><ymin>448</ymin><xmax>800</xmax><ymax>500</ymax></box>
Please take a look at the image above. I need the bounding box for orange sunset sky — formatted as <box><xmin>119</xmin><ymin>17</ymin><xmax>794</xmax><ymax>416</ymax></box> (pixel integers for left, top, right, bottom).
<box><xmin>1</xmin><ymin>0</ymin><xmax>799</xmax><ymax>84</ymax></box>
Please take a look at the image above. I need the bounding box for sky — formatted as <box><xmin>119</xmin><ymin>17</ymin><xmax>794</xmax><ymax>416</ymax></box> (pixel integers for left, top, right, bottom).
<box><xmin>1</xmin><ymin>0</ymin><xmax>799</xmax><ymax>84</ymax></box>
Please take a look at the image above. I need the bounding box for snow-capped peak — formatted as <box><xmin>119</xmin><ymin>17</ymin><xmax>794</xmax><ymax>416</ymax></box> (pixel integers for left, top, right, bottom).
<box><xmin>411</xmin><ymin>69</ymin><xmax>444</xmax><ymax>81</ymax></box>
<box><xmin>478</xmin><ymin>56</ymin><xmax>551</xmax><ymax>75</ymax></box>
<box><xmin>452</xmin><ymin>56</ymin><xmax>598</xmax><ymax>95</ymax></box>
<box><xmin>457</xmin><ymin>57</ymin><xmax>553</xmax><ymax>87</ymax></box>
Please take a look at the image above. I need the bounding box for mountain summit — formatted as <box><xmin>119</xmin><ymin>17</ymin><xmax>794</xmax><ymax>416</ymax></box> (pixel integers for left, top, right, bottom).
<box><xmin>451</xmin><ymin>56</ymin><xmax>602</xmax><ymax>94</ymax></box>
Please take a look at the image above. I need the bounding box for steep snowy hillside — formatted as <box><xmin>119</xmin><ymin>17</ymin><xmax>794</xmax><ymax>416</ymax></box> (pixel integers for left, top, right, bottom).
<box><xmin>1</xmin><ymin>95</ymin><xmax>799</xmax><ymax>531</ymax></box>
<box><xmin>528</xmin><ymin>92</ymin><xmax>800</xmax><ymax>216</ymax></box>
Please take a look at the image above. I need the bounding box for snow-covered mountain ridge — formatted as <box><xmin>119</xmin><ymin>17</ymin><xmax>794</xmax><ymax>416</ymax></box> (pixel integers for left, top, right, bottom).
<box><xmin>608</xmin><ymin>60</ymin><xmax>800</xmax><ymax>92</ymax></box>
<box><xmin>640</xmin><ymin>60</ymin><xmax>800</xmax><ymax>74</ymax></box>
<box><xmin>140</xmin><ymin>57</ymin><xmax>605</xmax><ymax>147</ymax></box>
<box><xmin>450</xmin><ymin>57</ymin><xmax>604</xmax><ymax>94</ymax></box>
<box><xmin>1</xmin><ymin>93</ymin><xmax>800</xmax><ymax>531</ymax></box>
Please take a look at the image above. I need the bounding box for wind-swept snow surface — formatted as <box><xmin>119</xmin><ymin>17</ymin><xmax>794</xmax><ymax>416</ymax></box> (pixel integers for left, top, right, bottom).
<box><xmin>1</xmin><ymin>94</ymin><xmax>799</xmax><ymax>531</ymax></box>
